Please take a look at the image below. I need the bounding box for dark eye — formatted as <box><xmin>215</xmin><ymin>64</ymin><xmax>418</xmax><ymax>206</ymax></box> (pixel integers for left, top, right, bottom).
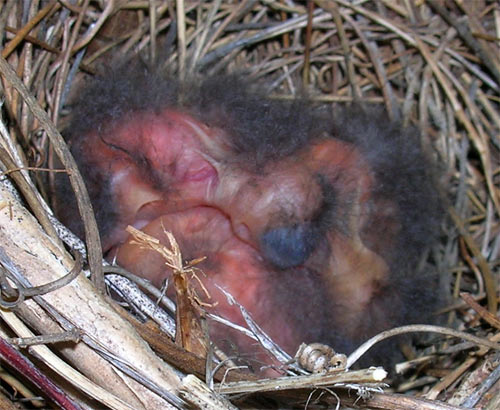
<box><xmin>259</xmin><ymin>223</ymin><xmax>318</xmax><ymax>269</ymax></box>
<box><xmin>260</xmin><ymin>176</ymin><xmax>336</xmax><ymax>269</ymax></box>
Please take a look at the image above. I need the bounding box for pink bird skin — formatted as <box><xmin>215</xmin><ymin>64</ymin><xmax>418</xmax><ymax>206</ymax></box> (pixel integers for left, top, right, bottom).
<box><xmin>56</xmin><ymin>64</ymin><xmax>442</xmax><ymax>373</ymax></box>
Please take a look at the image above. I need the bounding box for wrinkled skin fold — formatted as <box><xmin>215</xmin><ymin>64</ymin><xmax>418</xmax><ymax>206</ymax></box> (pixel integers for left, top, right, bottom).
<box><xmin>56</xmin><ymin>66</ymin><xmax>442</xmax><ymax>374</ymax></box>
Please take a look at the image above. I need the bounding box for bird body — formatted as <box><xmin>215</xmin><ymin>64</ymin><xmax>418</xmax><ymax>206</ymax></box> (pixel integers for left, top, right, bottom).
<box><xmin>57</xmin><ymin>65</ymin><xmax>442</xmax><ymax>373</ymax></box>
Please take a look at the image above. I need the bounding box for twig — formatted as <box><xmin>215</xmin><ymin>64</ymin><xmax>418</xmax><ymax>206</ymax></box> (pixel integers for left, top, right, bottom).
<box><xmin>0</xmin><ymin>56</ymin><xmax>104</xmax><ymax>292</ymax></box>
<box><xmin>347</xmin><ymin>325</ymin><xmax>500</xmax><ymax>369</ymax></box>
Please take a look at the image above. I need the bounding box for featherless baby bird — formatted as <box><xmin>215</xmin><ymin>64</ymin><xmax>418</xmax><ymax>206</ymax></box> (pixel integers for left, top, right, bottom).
<box><xmin>56</xmin><ymin>63</ymin><xmax>443</xmax><ymax>375</ymax></box>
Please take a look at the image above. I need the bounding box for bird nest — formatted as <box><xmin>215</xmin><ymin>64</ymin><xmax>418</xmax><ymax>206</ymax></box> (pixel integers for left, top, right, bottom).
<box><xmin>0</xmin><ymin>1</ymin><xmax>499</xmax><ymax>409</ymax></box>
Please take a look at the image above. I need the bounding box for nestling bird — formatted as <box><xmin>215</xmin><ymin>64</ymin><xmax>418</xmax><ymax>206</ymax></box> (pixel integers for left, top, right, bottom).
<box><xmin>56</xmin><ymin>64</ymin><xmax>442</xmax><ymax>373</ymax></box>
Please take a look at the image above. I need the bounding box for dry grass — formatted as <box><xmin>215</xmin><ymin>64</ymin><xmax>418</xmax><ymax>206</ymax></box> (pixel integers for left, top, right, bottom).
<box><xmin>0</xmin><ymin>0</ymin><xmax>499</xmax><ymax>408</ymax></box>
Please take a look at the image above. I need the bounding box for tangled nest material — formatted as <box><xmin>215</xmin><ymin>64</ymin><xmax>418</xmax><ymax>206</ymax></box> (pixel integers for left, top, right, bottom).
<box><xmin>0</xmin><ymin>1</ymin><xmax>499</xmax><ymax>409</ymax></box>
